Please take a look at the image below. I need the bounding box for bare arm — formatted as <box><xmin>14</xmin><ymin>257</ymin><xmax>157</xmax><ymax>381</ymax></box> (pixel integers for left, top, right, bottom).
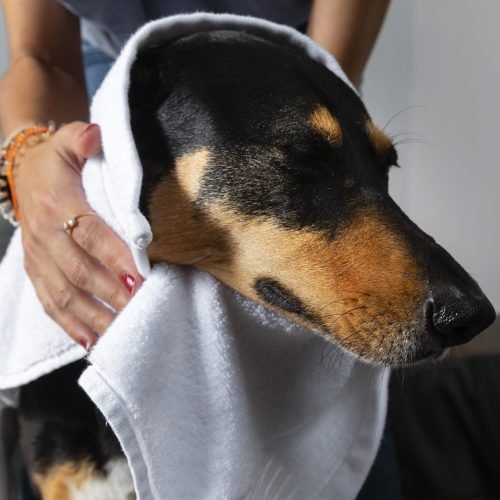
<box><xmin>307</xmin><ymin>0</ymin><xmax>391</xmax><ymax>87</ymax></box>
<box><xmin>0</xmin><ymin>0</ymin><xmax>142</xmax><ymax>348</ymax></box>
<box><xmin>0</xmin><ymin>0</ymin><xmax>88</xmax><ymax>135</ymax></box>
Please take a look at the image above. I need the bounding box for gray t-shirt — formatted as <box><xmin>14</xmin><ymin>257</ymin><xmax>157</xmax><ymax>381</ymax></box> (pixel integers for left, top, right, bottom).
<box><xmin>59</xmin><ymin>0</ymin><xmax>312</xmax><ymax>56</ymax></box>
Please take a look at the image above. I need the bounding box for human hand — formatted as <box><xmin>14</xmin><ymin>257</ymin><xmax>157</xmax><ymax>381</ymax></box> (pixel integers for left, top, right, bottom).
<box><xmin>15</xmin><ymin>122</ymin><xmax>143</xmax><ymax>349</ymax></box>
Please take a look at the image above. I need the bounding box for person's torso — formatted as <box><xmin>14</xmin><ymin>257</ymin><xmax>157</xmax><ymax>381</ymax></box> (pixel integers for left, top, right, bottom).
<box><xmin>59</xmin><ymin>0</ymin><xmax>312</xmax><ymax>56</ymax></box>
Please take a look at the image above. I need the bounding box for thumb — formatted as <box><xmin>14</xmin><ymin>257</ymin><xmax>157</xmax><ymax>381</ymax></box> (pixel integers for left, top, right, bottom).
<box><xmin>56</xmin><ymin>122</ymin><xmax>103</xmax><ymax>168</ymax></box>
<box><xmin>76</xmin><ymin>123</ymin><xmax>102</xmax><ymax>158</ymax></box>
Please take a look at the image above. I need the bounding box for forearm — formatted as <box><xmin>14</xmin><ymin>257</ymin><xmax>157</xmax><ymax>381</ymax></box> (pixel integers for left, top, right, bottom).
<box><xmin>1</xmin><ymin>0</ymin><xmax>88</xmax><ymax>138</ymax></box>
<box><xmin>0</xmin><ymin>0</ymin><xmax>141</xmax><ymax>346</ymax></box>
<box><xmin>307</xmin><ymin>0</ymin><xmax>391</xmax><ymax>87</ymax></box>
<box><xmin>0</xmin><ymin>56</ymin><xmax>88</xmax><ymax>138</ymax></box>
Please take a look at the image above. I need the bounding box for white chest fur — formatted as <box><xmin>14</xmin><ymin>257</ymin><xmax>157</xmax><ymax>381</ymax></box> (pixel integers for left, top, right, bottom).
<box><xmin>70</xmin><ymin>458</ymin><xmax>135</xmax><ymax>500</ymax></box>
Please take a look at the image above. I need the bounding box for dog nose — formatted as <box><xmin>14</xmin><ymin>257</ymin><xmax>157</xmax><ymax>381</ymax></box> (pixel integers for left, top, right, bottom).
<box><xmin>425</xmin><ymin>290</ymin><xmax>496</xmax><ymax>347</ymax></box>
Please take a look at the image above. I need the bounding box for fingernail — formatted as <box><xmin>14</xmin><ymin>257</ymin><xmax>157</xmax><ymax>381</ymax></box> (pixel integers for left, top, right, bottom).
<box><xmin>83</xmin><ymin>123</ymin><xmax>98</xmax><ymax>135</ymax></box>
<box><xmin>79</xmin><ymin>338</ymin><xmax>92</xmax><ymax>351</ymax></box>
<box><xmin>121</xmin><ymin>272</ymin><xmax>136</xmax><ymax>294</ymax></box>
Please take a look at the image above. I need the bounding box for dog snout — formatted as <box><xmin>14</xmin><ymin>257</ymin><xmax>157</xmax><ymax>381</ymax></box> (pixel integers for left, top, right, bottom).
<box><xmin>424</xmin><ymin>287</ymin><xmax>496</xmax><ymax>347</ymax></box>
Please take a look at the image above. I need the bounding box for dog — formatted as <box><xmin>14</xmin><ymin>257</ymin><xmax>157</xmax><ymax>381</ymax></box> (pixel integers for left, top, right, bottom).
<box><xmin>17</xmin><ymin>29</ymin><xmax>495</xmax><ymax>499</ymax></box>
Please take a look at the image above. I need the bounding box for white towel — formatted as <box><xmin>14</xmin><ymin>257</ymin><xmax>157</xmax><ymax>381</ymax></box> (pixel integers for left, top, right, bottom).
<box><xmin>0</xmin><ymin>14</ymin><xmax>388</xmax><ymax>500</ymax></box>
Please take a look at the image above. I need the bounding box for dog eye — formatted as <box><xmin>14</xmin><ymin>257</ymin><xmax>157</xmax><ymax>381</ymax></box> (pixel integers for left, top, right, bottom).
<box><xmin>377</xmin><ymin>146</ymin><xmax>399</xmax><ymax>180</ymax></box>
<box><xmin>386</xmin><ymin>146</ymin><xmax>400</xmax><ymax>169</ymax></box>
<box><xmin>255</xmin><ymin>278</ymin><xmax>306</xmax><ymax>316</ymax></box>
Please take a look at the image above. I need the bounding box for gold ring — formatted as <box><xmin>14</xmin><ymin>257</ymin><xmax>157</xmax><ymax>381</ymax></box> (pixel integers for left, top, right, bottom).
<box><xmin>63</xmin><ymin>212</ymin><xmax>96</xmax><ymax>236</ymax></box>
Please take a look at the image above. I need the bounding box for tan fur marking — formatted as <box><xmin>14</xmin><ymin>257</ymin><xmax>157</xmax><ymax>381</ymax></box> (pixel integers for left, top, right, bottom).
<box><xmin>34</xmin><ymin>462</ymin><xmax>95</xmax><ymax>500</ymax></box>
<box><xmin>365</xmin><ymin>120</ymin><xmax>393</xmax><ymax>159</ymax></box>
<box><xmin>197</xmin><ymin>204</ymin><xmax>426</xmax><ymax>363</ymax></box>
<box><xmin>147</xmin><ymin>151</ymin><xmax>426</xmax><ymax>363</ymax></box>
<box><xmin>309</xmin><ymin>105</ymin><xmax>343</xmax><ymax>145</ymax></box>
<box><xmin>175</xmin><ymin>149</ymin><xmax>211</xmax><ymax>201</ymax></box>
<box><xmin>147</xmin><ymin>149</ymin><xmax>232</xmax><ymax>267</ymax></box>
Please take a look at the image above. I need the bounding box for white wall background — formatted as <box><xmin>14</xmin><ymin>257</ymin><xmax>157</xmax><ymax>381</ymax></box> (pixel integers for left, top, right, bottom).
<box><xmin>0</xmin><ymin>2</ymin><xmax>498</xmax><ymax>311</ymax></box>
<box><xmin>364</xmin><ymin>1</ymin><xmax>500</xmax><ymax>313</ymax></box>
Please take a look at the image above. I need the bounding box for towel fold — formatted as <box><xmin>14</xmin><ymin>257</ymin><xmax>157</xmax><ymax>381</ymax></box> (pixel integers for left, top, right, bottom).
<box><xmin>0</xmin><ymin>13</ymin><xmax>388</xmax><ymax>499</ymax></box>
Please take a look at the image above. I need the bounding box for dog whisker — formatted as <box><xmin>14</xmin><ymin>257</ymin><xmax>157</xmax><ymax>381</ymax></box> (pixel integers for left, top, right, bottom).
<box><xmin>393</xmin><ymin>138</ymin><xmax>432</xmax><ymax>147</ymax></box>
<box><xmin>338</xmin><ymin>289</ymin><xmax>372</xmax><ymax>297</ymax></box>
<box><xmin>319</xmin><ymin>339</ymin><xmax>347</xmax><ymax>372</ymax></box>
<box><xmin>317</xmin><ymin>297</ymin><xmax>355</xmax><ymax>312</ymax></box>
<box><xmin>329</xmin><ymin>347</ymin><xmax>346</xmax><ymax>371</ymax></box>
<box><xmin>188</xmin><ymin>254</ymin><xmax>214</xmax><ymax>265</ymax></box>
<box><xmin>382</xmin><ymin>104</ymin><xmax>426</xmax><ymax>131</ymax></box>
<box><xmin>323</xmin><ymin>306</ymin><xmax>368</xmax><ymax>328</ymax></box>
<box><xmin>389</xmin><ymin>131</ymin><xmax>427</xmax><ymax>141</ymax></box>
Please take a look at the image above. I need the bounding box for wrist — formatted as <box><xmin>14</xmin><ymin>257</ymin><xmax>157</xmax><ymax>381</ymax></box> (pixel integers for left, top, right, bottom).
<box><xmin>0</xmin><ymin>123</ymin><xmax>56</xmax><ymax>225</ymax></box>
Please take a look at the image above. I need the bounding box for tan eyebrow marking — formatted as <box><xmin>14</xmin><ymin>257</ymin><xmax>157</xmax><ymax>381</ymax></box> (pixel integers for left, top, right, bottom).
<box><xmin>365</xmin><ymin>120</ymin><xmax>393</xmax><ymax>158</ymax></box>
<box><xmin>309</xmin><ymin>105</ymin><xmax>343</xmax><ymax>146</ymax></box>
<box><xmin>175</xmin><ymin>148</ymin><xmax>211</xmax><ymax>201</ymax></box>
<box><xmin>147</xmin><ymin>148</ymin><xmax>232</xmax><ymax>268</ymax></box>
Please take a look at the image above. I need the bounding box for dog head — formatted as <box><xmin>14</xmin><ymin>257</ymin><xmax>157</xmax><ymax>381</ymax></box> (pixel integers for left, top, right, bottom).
<box><xmin>129</xmin><ymin>30</ymin><xmax>495</xmax><ymax>365</ymax></box>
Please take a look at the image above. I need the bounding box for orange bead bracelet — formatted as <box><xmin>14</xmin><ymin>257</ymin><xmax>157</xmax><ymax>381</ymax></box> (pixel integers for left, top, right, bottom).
<box><xmin>0</xmin><ymin>123</ymin><xmax>55</xmax><ymax>225</ymax></box>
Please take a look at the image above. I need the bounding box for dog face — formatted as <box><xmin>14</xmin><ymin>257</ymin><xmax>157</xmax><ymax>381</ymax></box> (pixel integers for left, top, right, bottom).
<box><xmin>130</xmin><ymin>30</ymin><xmax>495</xmax><ymax>365</ymax></box>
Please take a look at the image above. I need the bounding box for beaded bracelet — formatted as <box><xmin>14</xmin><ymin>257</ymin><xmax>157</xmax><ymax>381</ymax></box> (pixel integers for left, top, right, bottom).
<box><xmin>0</xmin><ymin>123</ymin><xmax>56</xmax><ymax>225</ymax></box>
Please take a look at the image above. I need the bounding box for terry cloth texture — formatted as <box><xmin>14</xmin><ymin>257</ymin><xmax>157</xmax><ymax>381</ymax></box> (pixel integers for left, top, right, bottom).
<box><xmin>0</xmin><ymin>14</ymin><xmax>388</xmax><ymax>500</ymax></box>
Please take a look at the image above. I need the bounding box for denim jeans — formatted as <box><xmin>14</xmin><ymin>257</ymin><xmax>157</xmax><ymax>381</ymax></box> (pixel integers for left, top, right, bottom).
<box><xmin>82</xmin><ymin>40</ymin><xmax>115</xmax><ymax>98</ymax></box>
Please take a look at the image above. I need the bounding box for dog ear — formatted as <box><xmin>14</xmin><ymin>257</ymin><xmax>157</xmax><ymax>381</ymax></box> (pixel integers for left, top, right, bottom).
<box><xmin>129</xmin><ymin>44</ymin><xmax>177</xmax><ymax>111</ymax></box>
<box><xmin>129</xmin><ymin>45</ymin><xmax>177</xmax><ymax>218</ymax></box>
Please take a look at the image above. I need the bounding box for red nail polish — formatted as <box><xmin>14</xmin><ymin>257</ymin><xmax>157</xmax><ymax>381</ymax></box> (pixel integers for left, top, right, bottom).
<box><xmin>79</xmin><ymin>338</ymin><xmax>91</xmax><ymax>351</ymax></box>
<box><xmin>121</xmin><ymin>272</ymin><xmax>136</xmax><ymax>294</ymax></box>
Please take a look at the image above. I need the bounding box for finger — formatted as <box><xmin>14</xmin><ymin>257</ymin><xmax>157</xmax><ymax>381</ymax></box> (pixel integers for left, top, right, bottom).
<box><xmin>76</xmin><ymin>123</ymin><xmax>102</xmax><ymax>158</ymax></box>
<box><xmin>49</xmin><ymin>229</ymin><xmax>132</xmax><ymax>311</ymax></box>
<box><xmin>69</xmin><ymin>212</ymin><xmax>144</xmax><ymax>293</ymax></box>
<box><xmin>64</xmin><ymin>289</ymin><xmax>116</xmax><ymax>337</ymax></box>
<box><xmin>54</xmin><ymin>122</ymin><xmax>102</xmax><ymax>170</ymax></box>
<box><xmin>32</xmin><ymin>250</ymin><xmax>117</xmax><ymax>337</ymax></box>
<box><xmin>27</xmin><ymin>266</ymin><xmax>97</xmax><ymax>350</ymax></box>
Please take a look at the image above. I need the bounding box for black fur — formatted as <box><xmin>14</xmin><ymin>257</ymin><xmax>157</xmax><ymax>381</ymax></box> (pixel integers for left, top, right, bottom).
<box><xmin>19</xmin><ymin>361</ymin><xmax>121</xmax><ymax>478</ymax></box>
<box><xmin>128</xmin><ymin>32</ymin><xmax>494</xmax><ymax>308</ymax></box>
<box><xmin>130</xmin><ymin>31</ymin><xmax>397</xmax><ymax>235</ymax></box>
<box><xmin>18</xmin><ymin>27</ymin><xmax>495</xmax><ymax>490</ymax></box>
